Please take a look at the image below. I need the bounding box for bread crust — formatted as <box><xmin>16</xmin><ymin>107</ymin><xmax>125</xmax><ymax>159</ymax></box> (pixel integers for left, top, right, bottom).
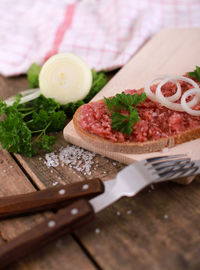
<box><xmin>73</xmin><ymin>105</ymin><xmax>200</xmax><ymax>154</ymax></box>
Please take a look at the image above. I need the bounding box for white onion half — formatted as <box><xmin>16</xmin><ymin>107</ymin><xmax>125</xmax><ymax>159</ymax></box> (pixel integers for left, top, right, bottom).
<box><xmin>39</xmin><ymin>53</ymin><xmax>92</xmax><ymax>105</ymax></box>
<box><xmin>4</xmin><ymin>88</ymin><xmax>41</xmax><ymax>107</ymax></box>
<box><xmin>181</xmin><ymin>88</ymin><xmax>200</xmax><ymax>116</ymax></box>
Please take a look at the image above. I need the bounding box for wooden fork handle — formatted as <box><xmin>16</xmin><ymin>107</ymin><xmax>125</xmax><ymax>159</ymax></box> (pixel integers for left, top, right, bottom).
<box><xmin>0</xmin><ymin>178</ymin><xmax>104</xmax><ymax>219</ymax></box>
<box><xmin>0</xmin><ymin>199</ymin><xmax>94</xmax><ymax>270</ymax></box>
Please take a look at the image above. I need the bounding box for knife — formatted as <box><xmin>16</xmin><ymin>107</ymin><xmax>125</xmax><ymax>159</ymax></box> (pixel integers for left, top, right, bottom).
<box><xmin>0</xmin><ymin>155</ymin><xmax>199</xmax><ymax>269</ymax></box>
<box><xmin>0</xmin><ymin>179</ymin><xmax>104</xmax><ymax>219</ymax></box>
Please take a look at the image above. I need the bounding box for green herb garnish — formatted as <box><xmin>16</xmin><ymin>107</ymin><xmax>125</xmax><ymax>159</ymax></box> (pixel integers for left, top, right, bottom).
<box><xmin>104</xmin><ymin>92</ymin><xmax>146</xmax><ymax>135</ymax></box>
<box><xmin>0</xmin><ymin>95</ymin><xmax>65</xmax><ymax>156</ymax></box>
<box><xmin>0</xmin><ymin>65</ymin><xmax>108</xmax><ymax>156</ymax></box>
<box><xmin>84</xmin><ymin>69</ymin><xmax>108</xmax><ymax>102</ymax></box>
<box><xmin>188</xmin><ymin>66</ymin><xmax>200</xmax><ymax>82</ymax></box>
<box><xmin>27</xmin><ymin>63</ymin><xmax>41</xmax><ymax>88</ymax></box>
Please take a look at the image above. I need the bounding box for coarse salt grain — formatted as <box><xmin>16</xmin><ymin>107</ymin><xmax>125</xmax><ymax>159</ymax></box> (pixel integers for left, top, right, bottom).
<box><xmin>44</xmin><ymin>146</ymin><xmax>96</xmax><ymax>176</ymax></box>
<box><xmin>127</xmin><ymin>210</ymin><xmax>132</xmax><ymax>215</ymax></box>
<box><xmin>162</xmin><ymin>148</ymin><xmax>169</xmax><ymax>153</ymax></box>
<box><xmin>45</xmin><ymin>152</ymin><xmax>59</xmax><ymax>168</ymax></box>
<box><xmin>9</xmin><ymin>165</ymin><xmax>13</xmax><ymax>169</ymax></box>
<box><xmin>116</xmin><ymin>211</ymin><xmax>121</xmax><ymax>216</ymax></box>
<box><xmin>164</xmin><ymin>214</ymin><xmax>168</xmax><ymax>219</ymax></box>
<box><xmin>59</xmin><ymin>146</ymin><xmax>95</xmax><ymax>176</ymax></box>
<box><xmin>52</xmin><ymin>181</ymin><xmax>58</xmax><ymax>186</ymax></box>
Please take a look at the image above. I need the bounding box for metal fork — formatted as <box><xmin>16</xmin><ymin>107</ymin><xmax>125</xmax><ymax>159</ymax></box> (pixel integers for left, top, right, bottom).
<box><xmin>90</xmin><ymin>154</ymin><xmax>200</xmax><ymax>212</ymax></box>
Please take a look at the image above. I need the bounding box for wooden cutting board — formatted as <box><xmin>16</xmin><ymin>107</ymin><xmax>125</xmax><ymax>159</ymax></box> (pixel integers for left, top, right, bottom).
<box><xmin>63</xmin><ymin>28</ymin><xmax>200</xmax><ymax>164</ymax></box>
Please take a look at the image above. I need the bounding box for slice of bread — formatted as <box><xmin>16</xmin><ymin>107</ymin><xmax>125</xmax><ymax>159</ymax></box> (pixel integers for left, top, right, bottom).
<box><xmin>73</xmin><ymin>105</ymin><xmax>200</xmax><ymax>154</ymax></box>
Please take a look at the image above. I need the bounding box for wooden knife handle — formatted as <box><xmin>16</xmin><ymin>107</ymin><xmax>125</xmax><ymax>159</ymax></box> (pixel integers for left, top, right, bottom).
<box><xmin>0</xmin><ymin>199</ymin><xmax>94</xmax><ymax>270</ymax></box>
<box><xmin>0</xmin><ymin>178</ymin><xmax>104</xmax><ymax>219</ymax></box>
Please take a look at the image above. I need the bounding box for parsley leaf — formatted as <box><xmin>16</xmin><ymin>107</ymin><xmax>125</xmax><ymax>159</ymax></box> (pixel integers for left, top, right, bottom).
<box><xmin>27</xmin><ymin>63</ymin><xmax>42</xmax><ymax>88</ymax></box>
<box><xmin>84</xmin><ymin>69</ymin><xmax>108</xmax><ymax>102</ymax></box>
<box><xmin>104</xmin><ymin>92</ymin><xmax>146</xmax><ymax>135</ymax></box>
<box><xmin>188</xmin><ymin>66</ymin><xmax>200</xmax><ymax>82</ymax></box>
<box><xmin>62</xmin><ymin>100</ymin><xmax>85</xmax><ymax>116</ymax></box>
<box><xmin>36</xmin><ymin>135</ymin><xmax>56</xmax><ymax>152</ymax></box>
<box><xmin>0</xmin><ymin>95</ymin><xmax>66</xmax><ymax>156</ymax></box>
<box><xmin>0</xmin><ymin>65</ymin><xmax>108</xmax><ymax>157</ymax></box>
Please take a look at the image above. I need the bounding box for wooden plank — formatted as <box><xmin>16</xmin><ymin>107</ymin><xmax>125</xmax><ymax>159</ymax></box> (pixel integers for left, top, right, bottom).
<box><xmin>75</xmin><ymin>178</ymin><xmax>200</xmax><ymax>270</ymax></box>
<box><xmin>1</xmin><ymin>33</ymin><xmax>200</xmax><ymax>270</ymax></box>
<box><xmin>13</xmin><ymin>136</ymin><xmax>200</xmax><ymax>270</ymax></box>
<box><xmin>0</xmin><ymin>77</ymin><xmax>96</xmax><ymax>270</ymax></box>
<box><xmin>63</xmin><ymin>28</ymin><xmax>200</xmax><ymax>164</ymax></box>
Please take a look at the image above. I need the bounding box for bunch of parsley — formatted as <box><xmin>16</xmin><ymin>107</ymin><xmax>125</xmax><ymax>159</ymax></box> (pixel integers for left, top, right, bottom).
<box><xmin>104</xmin><ymin>92</ymin><xmax>146</xmax><ymax>135</ymax></box>
<box><xmin>0</xmin><ymin>95</ymin><xmax>65</xmax><ymax>156</ymax></box>
<box><xmin>0</xmin><ymin>63</ymin><xmax>107</xmax><ymax>156</ymax></box>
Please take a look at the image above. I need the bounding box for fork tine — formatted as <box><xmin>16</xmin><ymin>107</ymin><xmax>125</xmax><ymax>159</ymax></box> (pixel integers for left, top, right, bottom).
<box><xmin>154</xmin><ymin>160</ymin><xmax>195</xmax><ymax>175</ymax></box>
<box><xmin>158</xmin><ymin>164</ymin><xmax>199</xmax><ymax>178</ymax></box>
<box><xmin>146</xmin><ymin>154</ymin><xmax>187</xmax><ymax>163</ymax></box>
<box><xmin>152</xmin><ymin>158</ymin><xmax>191</xmax><ymax>171</ymax></box>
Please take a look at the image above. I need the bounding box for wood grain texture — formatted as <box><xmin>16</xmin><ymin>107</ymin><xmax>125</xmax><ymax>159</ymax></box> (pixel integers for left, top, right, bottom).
<box><xmin>0</xmin><ymin>199</ymin><xmax>94</xmax><ymax>270</ymax></box>
<box><xmin>64</xmin><ymin>28</ymin><xmax>200</xmax><ymax>164</ymax></box>
<box><xmin>75</xmin><ymin>179</ymin><xmax>200</xmax><ymax>270</ymax></box>
<box><xmin>0</xmin><ymin>77</ymin><xmax>96</xmax><ymax>270</ymax></box>
<box><xmin>12</xmin><ymin>123</ymin><xmax>200</xmax><ymax>269</ymax></box>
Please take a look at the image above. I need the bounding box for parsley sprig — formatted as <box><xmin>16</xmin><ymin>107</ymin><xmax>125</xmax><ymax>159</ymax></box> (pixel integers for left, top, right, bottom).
<box><xmin>104</xmin><ymin>92</ymin><xmax>146</xmax><ymax>135</ymax></box>
<box><xmin>188</xmin><ymin>66</ymin><xmax>200</xmax><ymax>82</ymax></box>
<box><xmin>0</xmin><ymin>64</ymin><xmax>108</xmax><ymax>156</ymax></box>
<box><xmin>0</xmin><ymin>95</ymin><xmax>65</xmax><ymax>156</ymax></box>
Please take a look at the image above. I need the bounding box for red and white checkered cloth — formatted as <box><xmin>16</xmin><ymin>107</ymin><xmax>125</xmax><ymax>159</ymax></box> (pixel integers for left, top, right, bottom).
<box><xmin>0</xmin><ymin>0</ymin><xmax>200</xmax><ymax>76</ymax></box>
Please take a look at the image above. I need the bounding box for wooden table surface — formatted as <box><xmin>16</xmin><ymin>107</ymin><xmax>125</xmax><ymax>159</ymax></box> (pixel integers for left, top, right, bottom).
<box><xmin>0</xmin><ymin>74</ymin><xmax>200</xmax><ymax>270</ymax></box>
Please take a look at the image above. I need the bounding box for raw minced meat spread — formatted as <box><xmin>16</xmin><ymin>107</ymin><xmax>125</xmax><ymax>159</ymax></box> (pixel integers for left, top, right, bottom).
<box><xmin>79</xmin><ymin>80</ymin><xmax>200</xmax><ymax>143</ymax></box>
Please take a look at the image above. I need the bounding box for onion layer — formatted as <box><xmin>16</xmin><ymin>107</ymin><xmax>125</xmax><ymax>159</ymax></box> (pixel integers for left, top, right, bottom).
<box><xmin>144</xmin><ymin>75</ymin><xmax>168</xmax><ymax>102</ymax></box>
<box><xmin>145</xmin><ymin>75</ymin><xmax>200</xmax><ymax>115</ymax></box>
<box><xmin>181</xmin><ymin>88</ymin><xmax>200</xmax><ymax>116</ymax></box>
<box><xmin>156</xmin><ymin>79</ymin><xmax>183</xmax><ymax>111</ymax></box>
<box><xmin>39</xmin><ymin>53</ymin><xmax>92</xmax><ymax>105</ymax></box>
